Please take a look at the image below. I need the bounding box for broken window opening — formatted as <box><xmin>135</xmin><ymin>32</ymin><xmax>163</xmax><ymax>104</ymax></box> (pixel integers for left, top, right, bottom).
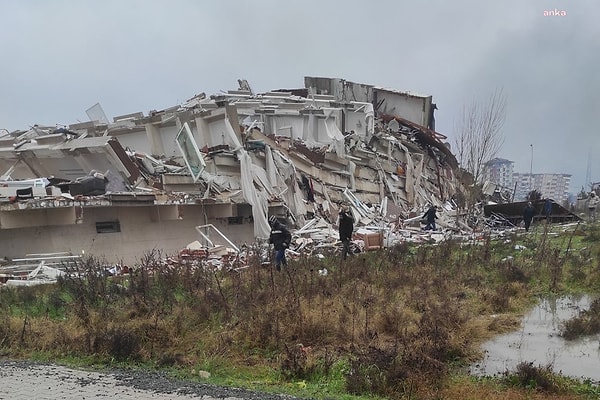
<box><xmin>227</xmin><ymin>216</ymin><xmax>244</xmax><ymax>225</ymax></box>
<box><xmin>95</xmin><ymin>221</ymin><xmax>121</xmax><ymax>233</ymax></box>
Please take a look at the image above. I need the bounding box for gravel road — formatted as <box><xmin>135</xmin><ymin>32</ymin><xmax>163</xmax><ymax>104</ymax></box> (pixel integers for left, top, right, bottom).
<box><xmin>0</xmin><ymin>360</ymin><xmax>307</xmax><ymax>400</ymax></box>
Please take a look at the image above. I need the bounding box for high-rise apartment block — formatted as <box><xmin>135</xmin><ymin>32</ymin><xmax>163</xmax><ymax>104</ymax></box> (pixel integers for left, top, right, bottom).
<box><xmin>483</xmin><ymin>158</ymin><xmax>515</xmax><ymax>190</ymax></box>
<box><xmin>483</xmin><ymin>158</ymin><xmax>571</xmax><ymax>203</ymax></box>
<box><xmin>512</xmin><ymin>173</ymin><xmax>571</xmax><ymax>203</ymax></box>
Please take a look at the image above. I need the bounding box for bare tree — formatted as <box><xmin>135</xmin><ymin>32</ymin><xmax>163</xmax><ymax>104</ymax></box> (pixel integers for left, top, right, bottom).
<box><xmin>454</xmin><ymin>89</ymin><xmax>507</xmax><ymax>185</ymax></box>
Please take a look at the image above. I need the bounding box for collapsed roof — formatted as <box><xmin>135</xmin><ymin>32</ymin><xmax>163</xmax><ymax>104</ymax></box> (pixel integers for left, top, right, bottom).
<box><xmin>484</xmin><ymin>199</ymin><xmax>581</xmax><ymax>225</ymax></box>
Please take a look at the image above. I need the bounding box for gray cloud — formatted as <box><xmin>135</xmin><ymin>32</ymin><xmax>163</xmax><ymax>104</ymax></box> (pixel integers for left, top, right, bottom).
<box><xmin>454</xmin><ymin>1</ymin><xmax>599</xmax><ymax>191</ymax></box>
<box><xmin>0</xmin><ymin>0</ymin><xmax>595</xmax><ymax>192</ymax></box>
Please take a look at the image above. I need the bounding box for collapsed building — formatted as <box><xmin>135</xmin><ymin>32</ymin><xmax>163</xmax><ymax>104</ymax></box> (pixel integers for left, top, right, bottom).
<box><xmin>0</xmin><ymin>77</ymin><xmax>465</xmax><ymax>265</ymax></box>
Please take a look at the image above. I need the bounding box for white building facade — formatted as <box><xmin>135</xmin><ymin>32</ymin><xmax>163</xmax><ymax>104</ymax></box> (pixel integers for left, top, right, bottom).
<box><xmin>483</xmin><ymin>158</ymin><xmax>515</xmax><ymax>190</ymax></box>
<box><xmin>513</xmin><ymin>173</ymin><xmax>571</xmax><ymax>203</ymax></box>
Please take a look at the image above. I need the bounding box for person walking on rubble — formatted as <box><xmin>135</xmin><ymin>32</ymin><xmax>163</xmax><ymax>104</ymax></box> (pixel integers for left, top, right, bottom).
<box><xmin>423</xmin><ymin>205</ymin><xmax>438</xmax><ymax>231</ymax></box>
<box><xmin>338</xmin><ymin>205</ymin><xmax>355</xmax><ymax>260</ymax></box>
<box><xmin>588</xmin><ymin>192</ymin><xmax>599</xmax><ymax>222</ymax></box>
<box><xmin>268</xmin><ymin>215</ymin><xmax>291</xmax><ymax>271</ymax></box>
<box><xmin>544</xmin><ymin>198</ymin><xmax>553</xmax><ymax>223</ymax></box>
<box><xmin>523</xmin><ymin>201</ymin><xmax>536</xmax><ymax>232</ymax></box>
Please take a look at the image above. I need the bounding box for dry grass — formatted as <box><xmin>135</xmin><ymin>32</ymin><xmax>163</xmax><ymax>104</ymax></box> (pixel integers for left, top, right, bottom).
<box><xmin>561</xmin><ymin>298</ymin><xmax>600</xmax><ymax>340</ymax></box>
<box><xmin>438</xmin><ymin>376</ymin><xmax>584</xmax><ymax>400</ymax></box>
<box><xmin>0</xmin><ymin>233</ymin><xmax>597</xmax><ymax>399</ymax></box>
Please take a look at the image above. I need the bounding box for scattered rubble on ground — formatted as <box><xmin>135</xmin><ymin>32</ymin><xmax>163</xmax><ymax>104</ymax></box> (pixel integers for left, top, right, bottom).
<box><xmin>0</xmin><ymin>77</ymin><xmax>584</xmax><ymax>281</ymax></box>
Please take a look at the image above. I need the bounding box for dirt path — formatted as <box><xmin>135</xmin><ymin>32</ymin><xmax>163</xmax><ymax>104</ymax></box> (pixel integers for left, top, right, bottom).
<box><xmin>0</xmin><ymin>360</ymin><xmax>302</xmax><ymax>400</ymax></box>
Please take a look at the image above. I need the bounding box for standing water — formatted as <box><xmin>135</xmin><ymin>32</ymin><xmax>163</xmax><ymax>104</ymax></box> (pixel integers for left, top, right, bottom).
<box><xmin>471</xmin><ymin>295</ymin><xmax>600</xmax><ymax>382</ymax></box>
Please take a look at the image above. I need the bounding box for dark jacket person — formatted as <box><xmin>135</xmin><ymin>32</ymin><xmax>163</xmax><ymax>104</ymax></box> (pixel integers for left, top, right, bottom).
<box><xmin>268</xmin><ymin>215</ymin><xmax>291</xmax><ymax>271</ymax></box>
<box><xmin>423</xmin><ymin>205</ymin><xmax>437</xmax><ymax>231</ymax></box>
<box><xmin>544</xmin><ymin>198</ymin><xmax>553</xmax><ymax>221</ymax></box>
<box><xmin>523</xmin><ymin>202</ymin><xmax>536</xmax><ymax>232</ymax></box>
<box><xmin>338</xmin><ymin>206</ymin><xmax>355</xmax><ymax>260</ymax></box>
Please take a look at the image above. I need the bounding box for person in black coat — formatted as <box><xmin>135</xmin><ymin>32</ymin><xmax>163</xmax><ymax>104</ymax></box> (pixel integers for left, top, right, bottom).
<box><xmin>338</xmin><ymin>206</ymin><xmax>355</xmax><ymax>260</ymax></box>
<box><xmin>423</xmin><ymin>205</ymin><xmax>438</xmax><ymax>231</ymax></box>
<box><xmin>523</xmin><ymin>202</ymin><xmax>536</xmax><ymax>232</ymax></box>
<box><xmin>268</xmin><ymin>215</ymin><xmax>291</xmax><ymax>271</ymax></box>
<box><xmin>544</xmin><ymin>198</ymin><xmax>553</xmax><ymax>222</ymax></box>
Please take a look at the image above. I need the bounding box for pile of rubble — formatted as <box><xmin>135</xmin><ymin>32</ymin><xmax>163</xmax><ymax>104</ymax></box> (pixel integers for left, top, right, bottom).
<box><xmin>0</xmin><ymin>76</ymin><xmax>549</xmax><ymax>268</ymax></box>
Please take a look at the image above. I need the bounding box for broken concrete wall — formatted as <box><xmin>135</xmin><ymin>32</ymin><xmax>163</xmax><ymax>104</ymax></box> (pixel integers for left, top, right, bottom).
<box><xmin>304</xmin><ymin>76</ymin><xmax>432</xmax><ymax>128</ymax></box>
<box><xmin>304</xmin><ymin>76</ymin><xmax>373</xmax><ymax>104</ymax></box>
<box><xmin>0</xmin><ymin>202</ymin><xmax>255</xmax><ymax>264</ymax></box>
<box><xmin>110</xmin><ymin>127</ymin><xmax>152</xmax><ymax>155</ymax></box>
<box><xmin>0</xmin><ymin>206</ymin><xmax>76</xmax><ymax>229</ymax></box>
<box><xmin>0</xmin><ymin>135</ymin><xmax>139</xmax><ymax>190</ymax></box>
<box><xmin>0</xmin><ymin>76</ymin><xmax>467</xmax><ymax>262</ymax></box>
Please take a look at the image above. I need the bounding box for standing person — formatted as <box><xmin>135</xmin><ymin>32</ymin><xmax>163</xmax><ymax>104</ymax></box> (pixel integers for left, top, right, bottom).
<box><xmin>523</xmin><ymin>201</ymin><xmax>536</xmax><ymax>232</ymax></box>
<box><xmin>268</xmin><ymin>215</ymin><xmax>291</xmax><ymax>271</ymax></box>
<box><xmin>544</xmin><ymin>198</ymin><xmax>553</xmax><ymax>222</ymax></box>
<box><xmin>338</xmin><ymin>206</ymin><xmax>355</xmax><ymax>260</ymax></box>
<box><xmin>423</xmin><ymin>205</ymin><xmax>438</xmax><ymax>231</ymax></box>
<box><xmin>588</xmin><ymin>192</ymin><xmax>599</xmax><ymax>222</ymax></box>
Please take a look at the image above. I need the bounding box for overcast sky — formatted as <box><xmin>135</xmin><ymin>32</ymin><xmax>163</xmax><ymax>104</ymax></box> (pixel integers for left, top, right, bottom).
<box><xmin>1</xmin><ymin>0</ymin><xmax>597</xmax><ymax>193</ymax></box>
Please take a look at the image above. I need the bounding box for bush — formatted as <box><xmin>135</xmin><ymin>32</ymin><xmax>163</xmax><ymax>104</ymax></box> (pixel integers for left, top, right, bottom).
<box><xmin>504</xmin><ymin>361</ymin><xmax>563</xmax><ymax>393</ymax></box>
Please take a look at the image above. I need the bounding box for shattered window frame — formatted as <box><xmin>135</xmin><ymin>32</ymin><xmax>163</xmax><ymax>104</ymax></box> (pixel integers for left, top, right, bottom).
<box><xmin>175</xmin><ymin>122</ymin><xmax>206</xmax><ymax>182</ymax></box>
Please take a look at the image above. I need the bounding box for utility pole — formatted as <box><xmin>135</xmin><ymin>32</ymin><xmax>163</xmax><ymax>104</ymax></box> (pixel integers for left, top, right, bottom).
<box><xmin>586</xmin><ymin>149</ymin><xmax>591</xmax><ymax>190</ymax></box>
<box><xmin>529</xmin><ymin>144</ymin><xmax>534</xmax><ymax>194</ymax></box>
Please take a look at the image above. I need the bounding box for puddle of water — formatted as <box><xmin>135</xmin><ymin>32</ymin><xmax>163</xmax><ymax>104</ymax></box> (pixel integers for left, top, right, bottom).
<box><xmin>471</xmin><ymin>295</ymin><xmax>600</xmax><ymax>382</ymax></box>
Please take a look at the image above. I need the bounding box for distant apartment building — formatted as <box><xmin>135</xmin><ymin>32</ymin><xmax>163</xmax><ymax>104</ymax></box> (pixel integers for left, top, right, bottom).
<box><xmin>483</xmin><ymin>158</ymin><xmax>514</xmax><ymax>189</ymax></box>
<box><xmin>512</xmin><ymin>173</ymin><xmax>533</xmax><ymax>202</ymax></box>
<box><xmin>513</xmin><ymin>173</ymin><xmax>571</xmax><ymax>203</ymax></box>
